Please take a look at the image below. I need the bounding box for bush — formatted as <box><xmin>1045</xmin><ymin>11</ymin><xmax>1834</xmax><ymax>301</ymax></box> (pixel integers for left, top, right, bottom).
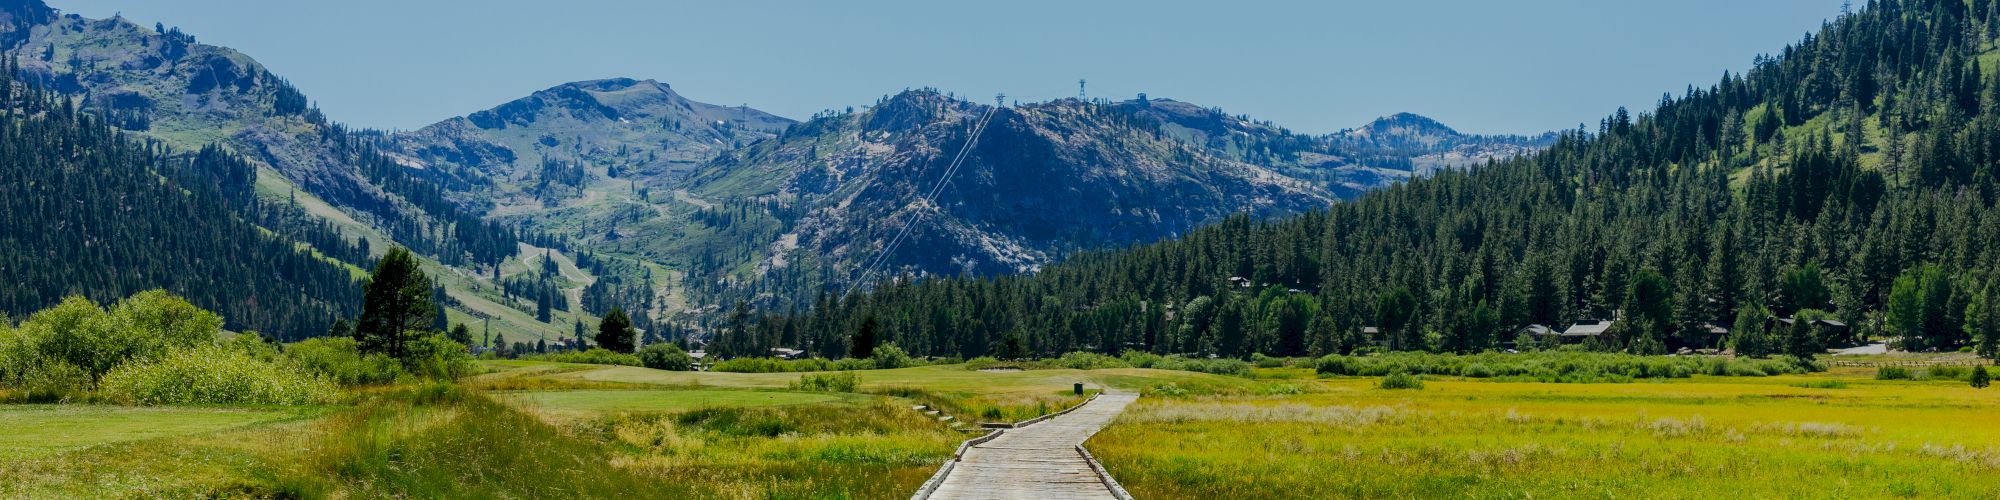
<box><xmin>1119</xmin><ymin>351</ymin><xmax>1165</xmax><ymax>368</ymax></box>
<box><xmin>637</xmin><ymin>343</ymin><xmax>694</xmax><ymax>371</ymax></box>
<box><xmin>524</xmin><ymin>348</ymin><xmax>642</xmax><ymax>367</ymax></box>
<box><xmin>1316</xmin><ymin>351</ymin><xmax>1816</xmax><ymax>383</ymax></box>
<box><xmin>99</xmin><ymin>345</ymin><xmax>337</xmax><ymax>405</ymax></box>
<box><xmin>403</xmin><ymin>334</ymin><xmax>474</xmax><ymax>379</ymax></box>
<box><xmin>1924</xmin><ymin>365</ymin><xmax>1968</xmax><ymax>381</ymax></box>
<box><xmin>872</xmin><ymin>343</ymin><xmax>914</xmax><ymax>369</ymax></box>
<box><xmin>710</xmin><ymin>356</ymin><xmax>877</xmax><ymax>373</ymax></box>
<box><xmin>1379</xmin><ymin>371</ymin><xmax>1425</xmax><ymax>390</ymax></box>
<box><xmin>789</xmin><ymin>372</ymin><xmax>859</xmax><ymax>393</ymax></box>
<box><xmin>1876</xmin><ymin>366</ymin><xmax>1912</xmax><ymax>380</ymax></box>
<box><xmin>11</xmin><ymin>293</ymin><xmax>221</xmax><ymax>381</ymax></box>
<box><xmin>16</xmin><ymin>358</ymin><xmax>90</xmax><ymax>402</ymax></box>
<box><xmin>1053</xmin><ymin>351</ymin><xmax>1130</xmax><ymax>370</ymax></box>
<box><xmin>1251</xmin><ymin>354</ymin><xmax>1286</xmax><ymax>368</ymax></box>
<box><xmin>1973</xmin><ymin>366</ymin><xmax>1991</xmax><ymax>389</ymax></box>
<box><xmin>284</xmin><ymin>337</ymin><xmax>403</xmax><ymax>386</ymax></box>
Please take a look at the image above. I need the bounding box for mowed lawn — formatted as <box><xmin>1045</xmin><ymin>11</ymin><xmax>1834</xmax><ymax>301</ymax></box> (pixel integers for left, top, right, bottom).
<box><xmin>1090</xmin><ymin>370</ymin><xmax>2000</xmax><ymax>499</ymax></box>
<box><xmin>0</xmin><ymin>405</ymin><xmax>309</xmax><ymax>460</ymax></box>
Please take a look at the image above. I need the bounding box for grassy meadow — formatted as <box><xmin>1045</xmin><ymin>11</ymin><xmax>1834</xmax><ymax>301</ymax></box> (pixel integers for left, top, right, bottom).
<box><xmin>1089</xmin><ymin>363</ymin><xmax>2000</xmax><ymax>498</ymax></box>
<box><xmin>3</xmin><ymin>352</ymin><xmax>1993</xmax><ymax>498</ymax></box>
<box><xmin>0</xmin><ymin>359</ymin><xmax>1232</xmax><ymax>498</ymax></box>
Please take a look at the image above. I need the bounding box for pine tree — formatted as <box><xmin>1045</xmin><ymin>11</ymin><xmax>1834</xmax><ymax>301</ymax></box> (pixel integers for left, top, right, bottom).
<box><xmin>851</xmin><ymin>315</ymin><xmax>879</xmax><ymax>359</ymax></box>
<box><xmin>597</xmin><ymin>308</ymin><xmax>635</xmax><ymax>353</ymax></box>
<box><xmin>447</xmin><ymin>323</ymin><xmax>472</xmax><ymax>345</ymax></box>
<box><xmin>355</xmin><ymin>248</ymin><xmax>435</xmax><ymax>359</ymax></box>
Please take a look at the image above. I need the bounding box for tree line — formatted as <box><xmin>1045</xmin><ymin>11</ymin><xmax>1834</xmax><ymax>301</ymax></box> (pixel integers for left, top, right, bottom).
<box><xmin>732</xmin><ymin>0</ymin><xmax>2000</xmax><ymax>362</ymax></box>
<box><xmin>0</xmin><ymin>55</ymin><xmax>361</xmax><ymax>340</ymax></box>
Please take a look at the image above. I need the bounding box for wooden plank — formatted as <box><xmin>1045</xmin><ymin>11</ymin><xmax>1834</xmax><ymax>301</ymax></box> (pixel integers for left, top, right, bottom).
<box><xmin>925</xmin><ymin>391</ymin><xmax>1139</xmax><ymax>500</ymax></box>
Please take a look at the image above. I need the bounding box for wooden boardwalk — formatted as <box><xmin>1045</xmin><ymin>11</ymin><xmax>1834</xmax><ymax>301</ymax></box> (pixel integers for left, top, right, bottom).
<box><xmin>926</xmin><ymin>391</ymin><xmax>1139</xmax><ymax>500</ymax></box>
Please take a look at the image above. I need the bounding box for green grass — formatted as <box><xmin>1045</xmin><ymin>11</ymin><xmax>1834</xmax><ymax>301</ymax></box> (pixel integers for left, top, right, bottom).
<box><xmin>502</xmin><ymin>388</ymin><xmax>847</xmax><ymax>415</ymax></box>
<box><xmin>0</xmin><ymin>405</ymin><xmax>311</xmax><ymax>460</ymax></box>
<box><xmin>1090</xmin><ymin>366</ymin><xmax>2000</xmax><ymax>498</ymax></box>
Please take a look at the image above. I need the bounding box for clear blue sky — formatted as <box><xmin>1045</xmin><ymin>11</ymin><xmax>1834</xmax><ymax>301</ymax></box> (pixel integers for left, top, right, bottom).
<box><xmin>55</xmin><ymin>0</ymin><xmax>1847</xmax><ymax>135</ymax></box>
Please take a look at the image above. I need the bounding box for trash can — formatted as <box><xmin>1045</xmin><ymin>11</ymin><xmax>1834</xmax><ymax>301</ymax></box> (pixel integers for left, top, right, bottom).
<box><xmin>1073</xmin><ymin>382</ymin><xmax>1084</xmax><ymax>395</ymax></box>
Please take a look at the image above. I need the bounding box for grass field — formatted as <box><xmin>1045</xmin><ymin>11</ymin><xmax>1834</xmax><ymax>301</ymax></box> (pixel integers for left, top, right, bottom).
<box><xmin>502</xmin><ymin>388</ymin><xmax>848</xmax><ymax>416</ymax></box>
<box><xmin>1089</xmin><ymin>366</ymin><xmax>2000</xmax><ymax>498</ymax></box>
<box><xmin>0</xmin><ymin>405</ymin><xmax>315</xmax><ymax>460</ymax></box>
<box><xmin>7</xmin><ymin>356</ymin><xmax>1990</xmax><ymax>498</ymax></box>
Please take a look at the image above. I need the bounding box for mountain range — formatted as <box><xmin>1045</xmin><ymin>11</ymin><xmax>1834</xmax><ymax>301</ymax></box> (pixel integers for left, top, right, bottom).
<box><xmin>0</xmin><ymin>0</ymin><xmax>1553</xmax><ymax>340</ymax></box>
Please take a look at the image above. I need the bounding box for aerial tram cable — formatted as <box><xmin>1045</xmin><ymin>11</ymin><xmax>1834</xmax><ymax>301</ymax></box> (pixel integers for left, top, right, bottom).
<box><xmin>856</xmin><ymin>96</ymin><xmax>1004</xmax><ymax>287</ymax></box>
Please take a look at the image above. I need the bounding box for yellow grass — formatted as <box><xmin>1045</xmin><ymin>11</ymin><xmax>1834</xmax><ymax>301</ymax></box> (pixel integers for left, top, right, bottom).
<box><xmin>1090</xmin><ymin>369</ymin><xmax>2000</xmax><ymax>498</ymax></box>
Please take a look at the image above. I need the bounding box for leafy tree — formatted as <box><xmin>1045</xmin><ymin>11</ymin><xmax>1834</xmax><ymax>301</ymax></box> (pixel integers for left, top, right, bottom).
<box><xmin>1377</xmin><ymin>289</ymin><xmax>1419</xmax><ymax>351</ymax></box>
<box><xmin>636</xmin><ymin>342</ymin><xmax>693</xmax><ymax>371</ymax></box>
<box><xmin>1731</xmin><ymin>306</ymin><xmax>1773</xmax><ymax>357</ymax></box>
<box><xmin>1776</xmin><ymin>264</ymin><xmax>1831</xmax><ymax>316</ymax></box>
<box><xmin>1968</xmin><ymin>285</ymin><xmax>1999</xmax><ymax>360</ymax></box>
<box><xmin>597</xmin><ymin>308</ymin><xmax>635</xmax><ymax>353</ymax></box>
<box><xmin>1888</xmin><ymin>264</ymin><xmax>1958</xmax><ymax>352</ymax></box>
<box><xmin>1784</xmin><ymin>309</ymin><xmax>1833</xmax><ymax>360</ymax></box>
<box><xmin>355</xmin><ymin>248</ymin><xmax>436</xmax><ymax>359</ymax></box>
<box><xmin>1624</xmin><ymin>270</ymin><xmax>1674</xmax><ymax>349</ymax></box>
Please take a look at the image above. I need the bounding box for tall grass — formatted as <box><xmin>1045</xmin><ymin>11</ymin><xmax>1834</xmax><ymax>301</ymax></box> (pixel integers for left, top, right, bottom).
<box><xmin>965</xmin><ymin>351</ymin><xmax>1255</xmax><ymax>376</ymax></box>
<box><xmin>289</xmin><ymin>383</ymin><xmax>676</xmax><ymax>498</ymax></box>
<box><xmin>98</xmin><ymin>345</ymin><xmax>337</xmax><ymax>405</ymax></box>
<box><xmin>1316</xmin><ymin>351</ymin><xmax>1822</xmax><ymax>383</ymax></box>
<box><xmin>1091</xmin><ymin>374</ymin><xmax>2000</xmax><ymax>499</ymax></box>
<box><xmin>518</xmin><ymin>348</ymin><xmax>642</xmax><ymax>367</ymax></box>
<box><xmin>710</xmin><ymin>356</ymin><xmax>878</xmax><ymax>373</ymax></box>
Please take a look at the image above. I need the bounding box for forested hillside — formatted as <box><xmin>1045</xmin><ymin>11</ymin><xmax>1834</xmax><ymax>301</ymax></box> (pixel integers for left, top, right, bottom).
<box><xmin>739</xmin><ymin>0</ymin><xmax>2000</xmax><ymax>361</ymax></box>
<box><xmin>0</xmin><ymin>56</ymin><xmax>360</xmax><ymax>339</ymax></box>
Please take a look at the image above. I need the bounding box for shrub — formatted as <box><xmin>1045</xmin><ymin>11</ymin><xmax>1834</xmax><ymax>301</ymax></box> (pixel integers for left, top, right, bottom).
<box><xmin>789</xmin><ymin>372</ymin><xmax>859</xmax><ymax>392</ymax></box>
<box><xmin>1924</xmin><ymin>365</ymin><xmax>1968</xmax><ymax>381</ymax></box>
<box><xmin>1053</xmin><ymin>351</ymin><xmax>1130</xmax><ymax>370</ymax></box>
<box><xmin>402</xmin><ymin>334</ymin><xmax>473</xmax><ymax>379</ymax></box>
<box><xmin>710</xmin><ymin>356</ymin><xmax>878</xmax><ymax>373</ymax></box>
<box><xmin>1251</xmin><ymin>354</ymin><xmax>1286</xmax><ymax>368</ymax></box>
<box><xmin>1876</xmin><ymin>366</ymin><xmax>1912</xmax><ymax>380</ymax></box>
<box><xmin>5</xmin><ymin>292</ymin><xmax>223</xmax><ymax>385</ymax></box>
<box><xmin>872</xmin><ymin>343</ymin><xmax>914</xmax><ymax>369</ymax></box>
<box><xmin>99</xmin><ymin>345</ymin><xmax>337</xmax><ymax>405</ymax></box>
<box><xmin>1146</xmin><ymin>355</ymin><xmax>1253</xmax><ymax>376</ymax></box>
<box><xmin>1148</xmin><ymin>382</ymin><xmax>1189</xmax><ymax>397</ymax></box>
<box><xmin>284</xmin><ymin>337</ymin><xmax>404</xmax><ymax>386</ymax></box>
<box><xmin>16</xmin><ymin>358</ymin><xmax>90</xmax><ymax>402</ymax></box>
<box><xmin>1971</xmin><ymin>366</ymin><xmax>1990</xmax><ymax>389</ymax></box>
<box><xmin>1119</xmin><ymin>351</ymin><xmax>1165</xmax><ymax>368</ymax></box>
<box><xmin>637</xmin><ymin>343</ymin><xmax>694</xmax><ymax>371</ymax></box>
<box><xmin>1316</xmin><ymin>351</ymin><xmax>1815</xmax><ymax>383</ymax></box>
<box><xmin>1379</xmin><ymin>371</ymin><xmax>1425</xmax><ymax>390</ymax></box>
<box><xmin>525</xmin><ymin>348</ymin><xmax>642</xmax><ymax>367</ymax></box>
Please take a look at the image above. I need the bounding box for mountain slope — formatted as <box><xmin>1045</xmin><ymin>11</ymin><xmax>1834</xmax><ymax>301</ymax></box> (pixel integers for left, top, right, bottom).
<box><xmin>0</xmin><ymin>2</ymin><xmax>560</xmax><ymax>341</ymax></box>
<box><xmin>686</xmin><ymin>91</ymin><xmax>1337</xmax><ymax>286</ymax></box>
<box><xmin>1331</xmin><ymin>112</ymin><xmax>1556</xmax><ymax>174</ymax></box>
<box><xmin>0</xmin><ymin>62</ymin><xmax>360</xmax><ymax>339</ymax></box>
<box><xmin>394</xmin><ymin>77</ymin><xmax>793</xmax><ymax>197</ymax></box>
<box><xmin>768</xmin><ymin>0</ymin><xmax>2000</xmax><ymax>360</ymax></box>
